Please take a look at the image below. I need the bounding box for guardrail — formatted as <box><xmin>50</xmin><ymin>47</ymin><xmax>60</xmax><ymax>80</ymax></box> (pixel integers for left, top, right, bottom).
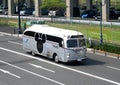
<box><xmin>0</xmin><ymin>15</ymin><xmax>120</xmax><ymax>26</ymax></box>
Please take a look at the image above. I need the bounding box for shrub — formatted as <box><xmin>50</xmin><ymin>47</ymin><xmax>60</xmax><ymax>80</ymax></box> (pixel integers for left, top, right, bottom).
<box><xmin>87</xmin><ymin>39</ymin><xmax>120</xmax><ymax>54</ymax></box>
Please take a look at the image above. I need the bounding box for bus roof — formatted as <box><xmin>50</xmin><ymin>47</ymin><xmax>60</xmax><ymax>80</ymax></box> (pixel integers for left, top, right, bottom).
<box><xmin>25</xmin><ymin>24</ymin><xmax>83</xmax><ymax>38</ymax></box>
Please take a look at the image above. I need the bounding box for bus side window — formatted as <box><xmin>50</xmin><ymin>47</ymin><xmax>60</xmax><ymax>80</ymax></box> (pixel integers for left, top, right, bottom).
<box><xmin>42</xmin><ymin>34</ymin><xmax>46</xmax><ymax>43</ymax></box>
<box><xmin>35</xmin><ymin>33</ymin><xmax>39</xmax><ymax>41</ymax></box>
<box><xmin>24</xmin><ymin>31</ymin><xmax>35</xmax><ymax>37</ymax></box>
<box><xmin>46</xmin><ymin>34</ymin><xmax>63</xmax><ymax>47</ymax></box>
<box><xmin>59</xmin><ymin>41</ymin><xmax>63</xmax><ymax>47</ymax></box>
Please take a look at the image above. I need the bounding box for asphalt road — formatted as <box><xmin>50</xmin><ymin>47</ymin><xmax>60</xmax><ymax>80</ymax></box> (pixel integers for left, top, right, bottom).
<box><xmin>0</xmin><ymin>33</ymin><xmax>120</xmax><ymax>85</ymax></box>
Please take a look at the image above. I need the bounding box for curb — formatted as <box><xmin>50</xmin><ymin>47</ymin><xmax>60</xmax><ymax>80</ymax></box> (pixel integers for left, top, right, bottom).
<box><xmin>87</xmin><ymin>48</ymin><xmax>120</xmax><ymax>60</ymax></box>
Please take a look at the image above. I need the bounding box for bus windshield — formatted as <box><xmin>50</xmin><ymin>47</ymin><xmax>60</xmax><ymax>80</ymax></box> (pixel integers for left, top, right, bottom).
<box><xmin>79</xmin><ymin>39</ymin><xmax>86</xmax><ymax>47</ymax></box>
<box><xmin>67</xmin><ymin>39</ymin><xmax>86</xmax><ymax>48</ymax></box>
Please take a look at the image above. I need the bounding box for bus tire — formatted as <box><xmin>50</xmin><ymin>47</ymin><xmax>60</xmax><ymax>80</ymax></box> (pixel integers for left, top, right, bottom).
<box><xmin>54</xmin><ymin>54</ymin><xmax>59</xmax><ymax>63</ymax></box>
<box><xmin>31</xmin><ymin>51</ymin><xmax>36</xmax><ymax>56</ymax></box>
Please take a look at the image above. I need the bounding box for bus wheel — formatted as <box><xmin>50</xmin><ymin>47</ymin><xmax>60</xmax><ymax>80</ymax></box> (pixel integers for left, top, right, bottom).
<box><xmin>54</xmin><ymin>55</ymin><xmax>59</xmax><ymax>63</ymax></box>
<box><xmin>32</xmin><ymin>51</ymin><xmax>36</xmax><ymax>56</ymax></box>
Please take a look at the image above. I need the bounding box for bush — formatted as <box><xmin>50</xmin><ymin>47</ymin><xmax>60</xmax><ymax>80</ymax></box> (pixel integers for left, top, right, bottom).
<box><xmin>87</xmin><ymin>39</ymin><xmax>120</xmax><ymax>54</ymax></box>
<box><xmin>101</xmin><ymin>43</ymin><xmax>120</xmax><ymax>54</ymax></box>
<box><xmin>0</xmin><ymin>19</ymin><xmax>8</xmax><ymax>26</ymax></box>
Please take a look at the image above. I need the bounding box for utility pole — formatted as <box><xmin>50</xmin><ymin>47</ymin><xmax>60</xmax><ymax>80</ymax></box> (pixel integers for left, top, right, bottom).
<box><xmin>18</xmin><ymin>0</ymin><xmax>22</xmax><ymax>34</ymax></box>
<box><xmin>100</xmin><ymin>1</ymin><xmax>103</xmax><ymax>44</ymax></box>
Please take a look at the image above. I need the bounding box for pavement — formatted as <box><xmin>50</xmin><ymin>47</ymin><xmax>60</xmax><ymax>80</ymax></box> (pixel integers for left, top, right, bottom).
<box><xmin>0</xmin><ymin>26</ymin><xmax>15</xmax><ymax>34</ymax></box>
<box><xmin>0</xmin><ymin>26</ymin><xmax>23</xmax><ymax>38</ymax></box>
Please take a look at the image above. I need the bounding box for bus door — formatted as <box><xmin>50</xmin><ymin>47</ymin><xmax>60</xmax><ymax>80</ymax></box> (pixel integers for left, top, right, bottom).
<box><xmin>55</xmin><ymin>40</ymin><xmax>65</xmax><ymax>61</ymax></box>
<box><xmin>23</xmin><ymin>31</ymin><xmax>35</xmax><ymax>50</ymax></box>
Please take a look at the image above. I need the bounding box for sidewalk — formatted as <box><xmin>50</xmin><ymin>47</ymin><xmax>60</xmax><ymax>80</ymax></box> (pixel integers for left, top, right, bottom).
<box><xmin>0</xmin><ymin>26</ymin><xmax>23</xmax><ymax>38</ymax></box>
<box><xmin>87</xmin><ymin>48</ymin><xmax>120</xmax><ymax>59</ymax></box>
<box><xmin>0</xmin><ymin>26</ymin><xmax>14</xmax><ymax>34</ymax></box>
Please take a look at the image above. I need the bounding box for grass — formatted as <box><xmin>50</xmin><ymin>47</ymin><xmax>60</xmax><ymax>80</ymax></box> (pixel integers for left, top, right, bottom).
<box><xmin>0</xmin><ymin>18</ymin><xmax>27</xmax><ymax>27</ymax></box>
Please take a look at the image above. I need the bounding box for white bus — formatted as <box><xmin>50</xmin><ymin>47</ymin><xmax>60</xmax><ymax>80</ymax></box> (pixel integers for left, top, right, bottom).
<box><xmin>23</xmin><ymin>24</ymin><xmax>87</xmax><ymax>63</ymax></box>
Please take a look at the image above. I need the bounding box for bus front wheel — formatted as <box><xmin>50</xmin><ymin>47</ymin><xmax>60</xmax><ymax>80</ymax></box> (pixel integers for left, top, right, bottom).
<box><xmin>31</xmin><ymin>51</ymin><xmax>36</xmax><ymax>56</ymax></box>
<box><xmin>53</xmin><ymin>54</ymin><xmax>59</xmax><ymax>63</ymax></box>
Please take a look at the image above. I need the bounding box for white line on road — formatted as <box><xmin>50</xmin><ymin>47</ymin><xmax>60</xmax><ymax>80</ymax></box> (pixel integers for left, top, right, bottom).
<box><xmin>0</xmin><ymin>47</ymin><xmax>120</xmax><ymax>85</ymax></box>
<box><xmin>0</xmin><ymin>34</ymin><xmax>4</xmax><ymax>36</ymax></box>
<box><xmin>8</xmin><ymin>41</ymin><xmax>22</xmax><ymax>46</ymax></box>
<box><xmin>107</xmin><ymin>66</ymin><xmax>120</xmax><ymax>71</ymax></box>
<box><xmin>29</xmin><ymin>63</ymin><xmax>55</xmax><ymax>73</ymax></box>
<box><xmin>0</xmin><ymin>68</ymin><xmax>21</xmax><ymax>78</ymax></box>
<box><xmin>0</xmin><ymin>60</ymin><xmax>65</xmax><ymax>85</ymax></box>
<box><xmin>0</xmin><ymin>32</ymin><xmax>11</xmax><ymax>36</ymax></box>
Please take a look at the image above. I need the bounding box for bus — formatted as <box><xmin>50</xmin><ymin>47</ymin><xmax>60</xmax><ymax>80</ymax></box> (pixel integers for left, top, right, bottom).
<box><xmin>23</xmin><ymin>24</ymin><xmax>87</xmax><ymax>63</ymax></box>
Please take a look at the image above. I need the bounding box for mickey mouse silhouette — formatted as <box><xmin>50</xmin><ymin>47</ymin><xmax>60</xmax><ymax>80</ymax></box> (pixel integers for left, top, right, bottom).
<box><xmin>35</xmin><ymin>33</ymin><xmax>46</xmax><ymax>53</ymax></box>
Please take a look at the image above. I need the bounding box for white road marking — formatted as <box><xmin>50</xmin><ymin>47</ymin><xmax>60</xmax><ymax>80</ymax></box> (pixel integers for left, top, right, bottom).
<box><xmin>0</xmin><ymin>34</ymin><xmax>4</xmax><ymax>36</ymax></box>
<box><xmin>107</xmin><ymin>66</ymin><xmax>120</xmax><ymax>71</ymax></box>
<box><xmin>0</xmin><ymin>32</ymin><xmax>11</xmax><ymax>36</ymax></box>
<box><xmin>0</xmin><ymin>47</ymin><xmax>120</xmax><ymax>85</ymax></box>
<box><xmin>8</xmin><ymin>41</ymin><xmax>22</xmax><ymax>46</ymax></box>
<box><xmin>0</xmin><ymin>60</ymin><xmax>65</xmax><ymax>85</ymax></box>
<box><xmin>29</xmin><ymin>63</ymin><xmax>55</xmax><ymax>73</ymax></box>
<box><xmin>0</xmin><ymin>68</ymin><xmax>21</xmax><ymax>78</ymax></box>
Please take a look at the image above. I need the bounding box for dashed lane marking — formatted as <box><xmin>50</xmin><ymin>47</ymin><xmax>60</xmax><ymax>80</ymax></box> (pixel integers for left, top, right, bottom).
<box><xmin>0</xmin><ymin>68</ymin><xmax>21</xmax><ymax>78</ymax></box>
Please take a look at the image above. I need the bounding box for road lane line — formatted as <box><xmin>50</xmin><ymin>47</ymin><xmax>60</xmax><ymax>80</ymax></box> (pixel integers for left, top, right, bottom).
<box><xmin>0</xmin><ymin>32</ymin><xmax>11</xmax><ymax>36</ymax></box>
<box><xmin>8</xmin><ymin>41</ymin><xmax>22</xmax><ymax>46</ymax></box>
<box><xmin>107</xmin><ymin>66</ymin><xmax>120</xmax><ymax>71</ymax></box>
<box><xmin>0</xmin><ymin>47</ymin><xmax>120</xmax><ymax>85</ymax></box>
<box><xmin>0</xmin><ymin>68</ymin><xmax>21</xmax><ymax>78</ymax></box>
<box><xmin>29</xmin><ymin>63</ymin><xmax>55</xmax><ymax>73</ymax></box>
<box><xmin>0</xmin><ymin>33</ymin><xmax>4</xmax><ymax>36</ymax></box>
<box><xmin>0</xmin><ymin>60</ymin><xmax>65</xmax><ymax>85</ymax></box>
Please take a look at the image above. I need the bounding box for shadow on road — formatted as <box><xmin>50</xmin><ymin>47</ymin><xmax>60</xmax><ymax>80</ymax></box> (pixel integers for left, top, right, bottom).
<box><xmin>0</xmin><ymin>51</ymin><xmax>106</xmax><ymax>67</ymax></box>
<box><xmin>63</xmin><ymin>58</ymin><xmax>105</xmax><ymax>66</ymax></box>
<box><xmin>26</xmin><ymin>52</ymin><xmax>106</xmax><ymax>66</ymax></box>
<box><xmin>0</xmin><ymin>58</ymin><xmax>36</xmax><ymax>66</ymax></box>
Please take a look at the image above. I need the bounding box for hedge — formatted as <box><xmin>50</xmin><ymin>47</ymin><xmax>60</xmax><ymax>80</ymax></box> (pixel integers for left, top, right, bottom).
<box><xmin>87</xmin><ymin>39</ymin><xmax>120</xmax><ymax>54</ymax></box>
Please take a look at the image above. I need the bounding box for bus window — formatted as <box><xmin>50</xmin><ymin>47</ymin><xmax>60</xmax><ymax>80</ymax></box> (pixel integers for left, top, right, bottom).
<box><xmin>47</xmin><ymin>34</ymin><xmax>63</xmax><ymax>46</ymax></box>
<box><xmin>24</xmin><ymin>31</ymin><xmax>35</xmax><ymax>37</ymax></box>
<box><xmin>35</xmin><ymin>33</ymin><xmax>39</xmax><ymax>41</ymax></box>
<box><xmin>59</xmin><ymin>41</ymin><xmax>64</xmax><ymax>47</ymax></box>
<box><xmin>35</xmin><ymin>33</ymin><xmax>42</xmax><ymax>41</ymax></box>
<box><xmin>79</xmin><ymin>39</ymin><xmax>86</xmax><ymax>47</ymax></box>
<box><xmin>67</xmin><ymin>39</ymin><xmax>78</xmax><ymax>48</ymax></box>
<box><xmin>42</xmin><ymin>34</ymin><xmax>46</xmax><ymax>43</ymax></box>
<box><xmin>71</xmin><ymin>35</ymin><xmax>84</xmax><ymax>38</ymax></box>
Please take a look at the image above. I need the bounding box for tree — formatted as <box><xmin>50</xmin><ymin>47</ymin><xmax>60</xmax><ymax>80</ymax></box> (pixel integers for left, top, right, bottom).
<box><xmin>41</xmin><ymin>0</ymin><xmax>66</xmax><ymax>10</ymax></box>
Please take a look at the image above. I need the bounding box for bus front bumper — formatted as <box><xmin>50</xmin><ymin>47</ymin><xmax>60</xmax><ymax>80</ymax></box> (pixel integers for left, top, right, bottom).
<box><xmin>66</xmin><ymin>56</ymin><xmax>88</xmax><ymax>62</ymax></box>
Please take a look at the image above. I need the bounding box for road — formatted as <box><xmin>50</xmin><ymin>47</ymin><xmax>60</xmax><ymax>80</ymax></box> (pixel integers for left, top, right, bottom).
<box><xmin>0</xmin><ymin>33</ymin><xmax>120</xmax><ymax>85</ymax></box>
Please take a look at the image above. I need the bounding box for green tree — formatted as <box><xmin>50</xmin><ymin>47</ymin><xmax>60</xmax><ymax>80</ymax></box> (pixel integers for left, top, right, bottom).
<box><xmin>41</xmin><ymin>0</ymin><xmax>66</xmax><ymax>10</ymax></box>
